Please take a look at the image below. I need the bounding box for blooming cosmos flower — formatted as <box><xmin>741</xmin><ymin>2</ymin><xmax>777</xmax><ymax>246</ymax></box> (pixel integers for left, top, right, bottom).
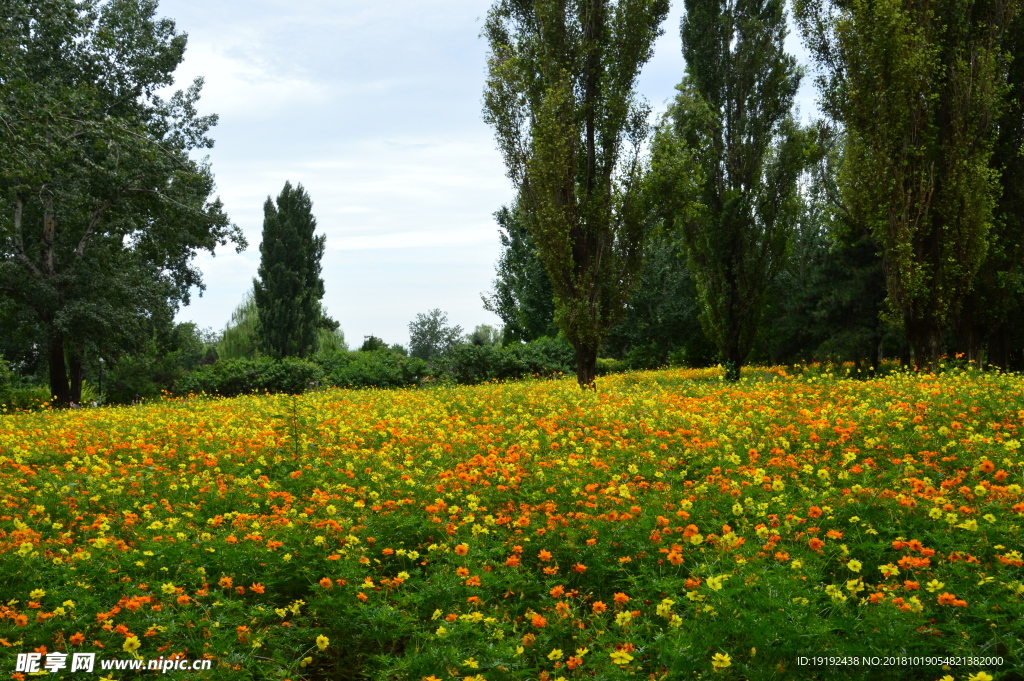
<box><xmin>316</xmin><ymin>635</ymin><xmax>329</xmax><ymax>651</ymax></box>
<box><xmin>610</xmin><ymin>650</ymin><xmax>633</xmax><ymax>665</ymax></box>
<box><xmin>711</xmin><ymin>652</ymin><xmax>731</xmax><ymax>670</ymax></box>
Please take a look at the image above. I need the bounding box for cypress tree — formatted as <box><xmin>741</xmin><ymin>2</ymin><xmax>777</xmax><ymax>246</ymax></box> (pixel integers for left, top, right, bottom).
<box><xmin>253</xmin><ymin>182</ymin><xmax>327</xmax><ymax>359</ymax></box>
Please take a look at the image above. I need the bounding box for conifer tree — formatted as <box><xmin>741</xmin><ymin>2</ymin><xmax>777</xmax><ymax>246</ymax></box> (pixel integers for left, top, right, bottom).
<box><xmin>253</xmin><ymin>182</ymin><xmax>328</xmax><ymax>359</ymax></box>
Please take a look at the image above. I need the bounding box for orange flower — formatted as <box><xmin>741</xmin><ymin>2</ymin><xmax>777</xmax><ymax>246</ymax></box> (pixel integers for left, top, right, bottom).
<box><xmin>572</xmin><ymin>562</ymin><xmax>588</xmax><ymax>573</ymax></box>
<box><xmin>505</xmin><ymin>555</ymin><xmax>521</xmax><ymax>567</ymax></box>
<box><xmin>808</xmin><ymin>506</ymin><xmax>822</xmax><ymax>518</ymax></box>
<box><xmin>218</xmin><ymin>577</ymin><xmax>233</xmax><ymax>589</ymax></box>
<box><xmin>356</xmin><ymin>592</ymin><xmax>368</xmax><ymax>602</ymax></box>
<box><xmin>550</xmin><ymin>585</ymin><xmax>565</xmax><ymax>598</ymax></box>
<box><xmin>176</xmin><ymin>594</ymin><xmax>190</xmax><ymax>605</ymax></box>
<box><xmin>454</xmin><ymin>543</ymin><xmax>469</xmax><ymax>556</ymax></box>
<box><xmin>538</xmin><ymin>549</ymin><xmax>553</xmax><ymax>562</ymax></box>
<box><xmin>937</xmin><ymin>593</ymin><xmax>957</xmax><ymax>606</ymax></box>
<box><xmin>250</xmin><ymin>583</ymin><xmax>266</xmax><ymax>594</ymax></box>
<box><xmin>464</xmin><ymin>576</ymin><xmax>481</xmax><ymax>586</ymax></box>
<box><xmin>531</xmin><ymin>614</ymin><xmax>548</xmax><ymax>628</ymax></box>
<box><xmin>809</xmin><ymin>538</ymin><xmax>825</xmax><ymax>551</ymax></box>
<box><xmin>456</xmin><ymin>567</ymin><xmax>470</xmax><ymax>577</ymax></box>
<box><xmin>319</xmin><ymin>577</ymin><xmax>333</xmax><ymax>589</ymax></box>
<box><xmin>592</xmin><ymin>601</ymin><xmax>607</xmax><ymax>613</ymax></box>
<box><xmin>667</xmin><ymin>551</ymin><xmax>684</xmax><ymax>565</ymax></box>
<box><xmin>613</xmin><ymin>592</ymin><xmax>630</xmax><ymax>605</ymax></box>
<box><xmin>903</xmin><ymin>581</ymin><xmax>920</xmax><ymax>591</ymax></box>
<box><xmin>69</xmin><ymin>633</ymin><xmax>85</xmax><ymax>645</ymax></box>
<box><xmin>826</xmin><ymin>530</ymin><xmax>843</xmax><ymax>539</ymax></box>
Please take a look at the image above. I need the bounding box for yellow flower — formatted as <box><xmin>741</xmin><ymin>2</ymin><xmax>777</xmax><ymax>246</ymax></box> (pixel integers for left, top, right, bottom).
<box><xmin>123</xmin><ymin>635</ymin><xmax>141</xmax><ymax>653</ymax></box>
<box><xmin>879</xmin><ymin>564</ymin><xmax>899</xmax><ymax>577</ymax></box>
<box><xmin>547</xmin><ymin>649</ymin><xmax>563</xmax><ymax>661</ymax></box>
<box><xmin>316</xmin><ymin>635</ymin><xmax>329</xmax><ymax>651</ymax></box>
<box><xmin>161</xmin><ymin>583</ymin><xmax>177</xmax><ymax>594</ymax></box>
<box><xmin>711</xmin><ymin>652</ymin><xmax>732</xmax><ymax>670</ymax></box>
<box><xmin>461</xmin><ymin>657</ymin><xmax>479</xmax><ymax>669</ymax></box>
<box><xmin>300</xmin><ymin>657</ymin><xmax>312</xmax><ymax>667</ymax></box>
<box><xmin>968</xmin><ymin>673</ymin><xmax>994</xmax><ymax>681</ymax></box>
<box><xmin>925</xmin><ymin>579</ymin><xmax>946</xmax><ymax>593</ymax></box>
<box><xmin>615</xmin><ymin>611</ymin><xmax>633</xmax><ymax>627</ymax></box>
<box><xmin>610</xmin><ymin>650</ymin><xmax>634</xmax><ymax>665</ymax></box>
<box><xmin>847</xmin><ymin>559</ymin><xmax>862</xmax><ymax>572</ymax></box>
<box><xmin>689</xmin><ymin>533</ymin><xmax>704</xmax><ymax>545</ymax></box>
<box><xmin>29</xmin><ymin>589</ymin><xmax>45</xmax><ymax>600</ymax></box>
<box><xmin>706</xmin><ymin>575</ymin><xmax>729</xmax><ymax>590</ymax></box>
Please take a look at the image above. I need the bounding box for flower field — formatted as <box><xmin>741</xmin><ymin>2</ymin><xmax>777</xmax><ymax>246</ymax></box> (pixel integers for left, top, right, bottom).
<box><xmin>1</xmin><ymin>367</ymin><xmax>1022</xmax><ymax>680</ymax></box>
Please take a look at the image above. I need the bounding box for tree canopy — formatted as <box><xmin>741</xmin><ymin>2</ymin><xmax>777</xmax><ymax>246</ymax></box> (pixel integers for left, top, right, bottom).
<box><xmin>0</xmin><ymin>0</ymin><xmax>244</xmax><ymax>405</ymax></box>
<box><xmin>483</xmin><ymin>0</ymin><xmax>669</xmax><ymax>388</ymax></box>
<box><xmin>253</xmin><ymin>181</ymin><xmax>332</xmax><ymax>360</ymax></box>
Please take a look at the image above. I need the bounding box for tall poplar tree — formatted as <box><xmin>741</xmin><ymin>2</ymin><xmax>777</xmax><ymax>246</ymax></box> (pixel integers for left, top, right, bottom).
<box><xmin>483</xmin><ymin>0</ymin><xmax>669</xmax><ymax>389</ymax></box>
<box><xmin>795</xmin><ymin>0</ymin><xmax>1018</xmax><ymax>367</ymax></box>
<box><xmin>650</xmin><ymin>0</ymin><xmax>807</xmax><ymax>380</ymax></box>
<box><xmin>252</xmin><ymin>182</ymin><xmax>328</xmax><ymax>359</ymax></box>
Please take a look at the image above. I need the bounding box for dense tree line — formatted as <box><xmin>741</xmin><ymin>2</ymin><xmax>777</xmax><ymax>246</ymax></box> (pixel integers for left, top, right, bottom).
<box><xmin>2</xmin><ymin>0</ymin><xmax>1021</xmax><ymax>406</ymax></box>
<box><xmin>483</xmin><ymin>0</ymin><xmax>1023</xmax><ymax>380</ymax></box>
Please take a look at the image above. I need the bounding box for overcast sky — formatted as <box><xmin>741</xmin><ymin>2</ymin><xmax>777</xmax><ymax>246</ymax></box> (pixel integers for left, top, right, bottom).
<box><xmin>163</xmin><ymin>0</ymin><xmax>817</xmax><ymax>349</ymax></box>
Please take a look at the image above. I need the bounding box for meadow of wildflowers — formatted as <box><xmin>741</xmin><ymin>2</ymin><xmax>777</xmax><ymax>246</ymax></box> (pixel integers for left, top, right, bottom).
<box><xmin>0</xmin><ymin>366</ymin><xmax>1021</xmax><ymax>680</ymax></box>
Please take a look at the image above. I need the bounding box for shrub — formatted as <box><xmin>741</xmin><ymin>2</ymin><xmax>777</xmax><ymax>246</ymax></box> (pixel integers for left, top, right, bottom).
<box><xmin>173</xmin><ymin>358</ymin><xmax>323</xmax><ymax>397</ymax></box>
<box><xmin>435</xmin><ymin>336</ymin><xmax>575</xmax><ymax>384</ymax></box>
<box><xmin>325</xmin><ymin>351</ymin><xmax>428</xmax><ymax>389</ymax></box>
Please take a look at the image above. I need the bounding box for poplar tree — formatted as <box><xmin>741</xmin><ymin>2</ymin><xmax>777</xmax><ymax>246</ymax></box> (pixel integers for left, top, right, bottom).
<box><xmin>795</xmin><ymin>0</ymin><xmax>1018</xmax><ymax>367</ymax></box>
<box><xmin>650</xmin><ymin>0</ymin><xmax>807</xmax><ymax>380</ymax></box>
<box><xmin>253</xmin><ymin>182</ymin><xmax>327</xmax><ymax>359</ymax></box>
<box><xmin>483</xmin><ymin>0</ymin><xmax>669</xmax><ymax>389</ymax></box>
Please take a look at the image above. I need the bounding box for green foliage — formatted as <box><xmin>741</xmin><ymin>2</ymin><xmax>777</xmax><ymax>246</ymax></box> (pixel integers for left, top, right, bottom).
<box><xmin>467</xmin><ymin>324</ymin><xmax>503</xmax><ymax>347</ymax></box>
<box><xmin>105</xmin><ymin>321</ymin><xmax>217</xmax><ymax>404</ymax></box>
<box><xmin>761</xmin><ymin>130</ymin><xmax>893</xmax><ymax>367</ymax></box>
<box><xmin>253</xmin><ymin>182</ymin><xmax>329</xmax><ymax>359</ymax></box>
<box><xmin>408</xmin><ymin>309</ymin><xmax>463</xmax><ymax>361</ymax></box>
<box><xmin>604</xmin><ymin>231</ymin><xmax>716</xmax><ymax>369</ymax></box>
<box><xmin>217</xmin><ymin>291</ymin><xmax>259</xmax><ymax>361</ymax></box>
<box><xmin>0</xmin><ymin>0</ymin><xmax>244</xmax><ymax>406</ymax></box>
<box><xmin>651</xmin><ymin>0</ymin><xmax>808</xmax><ymax>381</ymax></box>
<box><xmin>173</xmin><ymin>357</ymin><xmax>324</xmax><ymax>398</ymax></box>
<box><xmin>483</xmin><ymin>0</ymin><xmax>670</xmax><ymax>388</ymax></box>
<box><xmin>794</xmin><ymin>0</ymin><xmax>1019</xmax><ymax>367</ymax></box>
<box><xmin>434</xmin><ymin>336</ymin><xmax>576</xmax><ymax>384</ymax></box>
<box><xmin>482</xmin><ymin>204</ymin><xmax>559</xmax><ymax>343</ymax></box>
<box><xmin>359</xmin><ymin>336</ymin><xmax>389</xmax><ymax>352</ymax></box>
<box><xmin>319</xmin><ymin>350</ymin><xmax>428</xmax><ymax>389</ymax></box>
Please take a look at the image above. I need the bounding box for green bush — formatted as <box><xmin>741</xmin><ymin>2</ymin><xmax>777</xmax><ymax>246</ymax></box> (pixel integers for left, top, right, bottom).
<box><xmin>173</xmin><ymin>358</ymin><xmax>324</xmax><ymax>397</ymax></box>
<box><xmin>434</xmin><ymin>336</ymin><xmax>575</xmax><ymax>384</ymax></box>
<box><xmin>0</xmin><ymin>385</ymin><xmax>52</xmax><ymax>412</ymax></box>
<box><xmin>324</xmin><ymin>350</ymin><xmax>428</xmax><ymax>389</ymax></box>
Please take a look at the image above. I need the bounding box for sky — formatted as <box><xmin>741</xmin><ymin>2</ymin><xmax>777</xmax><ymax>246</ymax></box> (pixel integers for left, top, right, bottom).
<box><xmin>163</xmin><ymin>0</ymin><xmax>818</xmax><ymax>349</ymax></box>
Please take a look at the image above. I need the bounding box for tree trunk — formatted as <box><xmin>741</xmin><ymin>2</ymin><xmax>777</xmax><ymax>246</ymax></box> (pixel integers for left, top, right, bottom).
<box><xmin>69</xmin><ymin>350</ymin><xmax>84</xmax><ymax>404</ymax></box>
<box><xmin>48</xmin><ymin>331</ymin><xmax>71</xmax><ymax>407</ymax></box>
<box><xmin>724</xmin><ymin>345</ymin><xmax>742</xmax><ymax>381</ymax></box>
<box><xmin>575</xmin><ymin>342</ymin><xmax>598</xmax><ymax>390</ymax></box>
